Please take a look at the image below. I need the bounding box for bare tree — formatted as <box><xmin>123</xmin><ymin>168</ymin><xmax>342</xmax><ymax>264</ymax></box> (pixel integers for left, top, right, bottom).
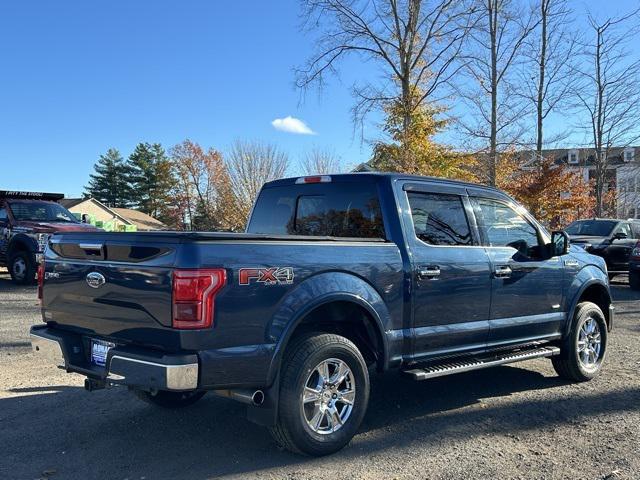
<box><xmin>297</xmin><ymin>0</ymin><xmax>476</xmax><ymax>142</ymax></box>
<box><xmin>574</xmin><ymin>9</ymin><xmax>640</xmax><ymax>215</ymax></box>
<box><xmin>458</xmin><ymin>0</ymin><xmax>539</xmax><ymax>186</ymax></box>
<box><xmin>227</xmin><ymin>140</ymin><xmax>289</xmax><ymax>224</ymax></box>
<box><xmin>523</xmin><ymin>0</ymin><xmax>579</xmax><ymax>156</ymax></box>
<box><xmin>301</xmin><ymin>148</ymin><xmax>343</xmax><ymax>174</ymax></box>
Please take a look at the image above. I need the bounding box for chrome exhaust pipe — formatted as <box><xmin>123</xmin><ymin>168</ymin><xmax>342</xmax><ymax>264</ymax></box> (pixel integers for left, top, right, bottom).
<box><xmin>213</xmin><ymin>389</ymin><xmax>265</xmax><ymax>406</ymax></box>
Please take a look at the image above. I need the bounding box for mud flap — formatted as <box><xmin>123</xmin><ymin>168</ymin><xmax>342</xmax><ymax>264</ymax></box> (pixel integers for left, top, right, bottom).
<box><xmin>246</xmin><ymin>372</ymin><xmax>280</xmax><ymax>427</ymax></box>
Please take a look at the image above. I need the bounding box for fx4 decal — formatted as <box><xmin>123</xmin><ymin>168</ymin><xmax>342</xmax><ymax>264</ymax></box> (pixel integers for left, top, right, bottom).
<box><xmin>239</xmin><ymin>267</ymin><xmax>294</xmax><ymax>286</ymax></box>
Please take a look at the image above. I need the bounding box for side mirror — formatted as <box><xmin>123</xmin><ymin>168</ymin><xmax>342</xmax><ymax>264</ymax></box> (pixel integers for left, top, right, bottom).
<box><xmin>551</xmin><ymin>230</ymin><xmax>570</xmax><ymax>257</ymax></box>
<box><xmin>613</xmin><ymin>231</ymin><xmax>628</xmax><ymax>240</ymax></box>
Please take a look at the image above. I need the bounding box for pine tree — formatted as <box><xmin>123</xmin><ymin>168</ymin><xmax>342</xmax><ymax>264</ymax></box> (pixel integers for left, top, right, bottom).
<box><xmin>126</xmin><ymin>143</ymin><xmax>176</xmax><ymax>222</ymax></box>
<box><xmin>85</xmin><ymin>148</ymin><xmax>131</xmax><ymax>207</ymax></box>
<box><xmin>370</xmin><ymin>91</ymin><xmax>476</xmax><ymax>181</ymax></box>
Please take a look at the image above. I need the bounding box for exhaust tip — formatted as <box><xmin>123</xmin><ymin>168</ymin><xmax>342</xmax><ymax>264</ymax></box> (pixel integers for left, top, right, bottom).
<box><xmin>252</xmin><ymin>390</ymin><xmax>265</xmax><ymax>406</ymax></box>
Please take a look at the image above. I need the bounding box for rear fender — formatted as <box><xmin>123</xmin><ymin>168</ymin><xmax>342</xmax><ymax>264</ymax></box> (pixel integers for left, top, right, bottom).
<box><xmin>265</xmin><ymin>271</ymin><xmax>391</xmax><ymax>386</ymax></box>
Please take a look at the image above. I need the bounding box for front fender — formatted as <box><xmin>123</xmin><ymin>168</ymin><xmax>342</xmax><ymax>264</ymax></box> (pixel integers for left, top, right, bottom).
<box><xmin>8</xmin><ymin>233</ymin><xmax>38</xmax><ymax>255</ymax></box>
<box><xmin>265</xmin><ymin>271</ymin><xmax>392</xmax><ymax>385</ymax></box>
<box><xmin>564</xmin><ymin>264</ymin><xmax>611</xmax><ymax>335</ymax></box>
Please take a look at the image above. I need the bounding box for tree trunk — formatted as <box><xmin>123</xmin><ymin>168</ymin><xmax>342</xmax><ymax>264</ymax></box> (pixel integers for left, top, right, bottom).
<box><xmin>594</xmin><ymin>26</ymin><xmax>604</xmax><ymax>217</ymax></box>
<box><xmin>536</xmin><ymin>0</ymin><xmax>548</xmax><ymax>156</ymax></box>
<box><xmin>489</xmin><ymin>0</ymin><xmax>498</xmax><ymax>186</ymax></box>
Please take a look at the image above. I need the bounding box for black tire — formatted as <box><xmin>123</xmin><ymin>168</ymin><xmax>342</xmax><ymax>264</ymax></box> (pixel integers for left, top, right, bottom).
<box><xmin>630</xmin><ymin>271</ymin><xmax>640</xmax><ymax>290</ymax></box>
<box><xmin>552</xmin><ymin>301</ymin><xmax>608</xmax><ymax>382</ymax></box>
<box><xmin>8</xmin><ymin>250</ymin><xmax>36</xmax><ymax>285</ymax></box>
<box><xmin>269</xmin><ymin>333</ymin><xmax>370</xmax><ymax>456</ymax></box>
<box><xmin>134</xmin><ymin>389</ymin><xmax>206</xmax><ymax>408</ymax></box>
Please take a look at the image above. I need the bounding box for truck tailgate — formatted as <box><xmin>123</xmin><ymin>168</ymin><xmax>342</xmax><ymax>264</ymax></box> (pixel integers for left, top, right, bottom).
<box><xmin>42</xmin><ymin>233</ymin><xmax>179</xmax><ymax>347</ymax></box>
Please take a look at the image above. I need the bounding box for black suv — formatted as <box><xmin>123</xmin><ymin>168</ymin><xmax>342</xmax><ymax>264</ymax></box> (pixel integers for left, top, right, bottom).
<box><xmin>565</xmin><ymin>218</ymin><xmax>640</xmax><ymax>278</ymax></box>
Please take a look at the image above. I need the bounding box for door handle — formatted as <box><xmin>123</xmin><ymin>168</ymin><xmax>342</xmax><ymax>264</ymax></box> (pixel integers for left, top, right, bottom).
<box><xmin>494</xmin><ymin>265</ymin><xmax>512</xmax><ymax>278</ymax></box>
<box><xmin>418</xmin><ymin>266</ymin><xmax>440</xmax><ymax>280</ymax></box>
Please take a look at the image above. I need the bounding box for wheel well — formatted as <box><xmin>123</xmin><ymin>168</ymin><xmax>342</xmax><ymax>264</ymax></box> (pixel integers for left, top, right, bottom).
<box><xmin>288</xmin><ymin>301</ymin><xmax>385</xmax><ymax>371</ymax></box>
<box><xmin>8</xmin><ymin>239</ymin><xmax>29</xmax><ymax>256</ymax></box>
<box><xmin>578</xmin><ymin>284</ymin><xmax>612</xmax><ymax>329</ymax></box>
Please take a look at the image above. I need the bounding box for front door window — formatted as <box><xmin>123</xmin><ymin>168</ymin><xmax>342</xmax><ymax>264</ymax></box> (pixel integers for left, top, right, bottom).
<box><xmin>475</xmin><ymin>198</ymin><xmax>542</xmax><ymax>259</ymax></box>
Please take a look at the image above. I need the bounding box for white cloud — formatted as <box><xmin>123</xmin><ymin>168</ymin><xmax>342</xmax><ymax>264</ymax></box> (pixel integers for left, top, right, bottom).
<box><xmin>271</xmin><ymin>116</ymin><xmax>316</xmax><ymax>135</ymax></box>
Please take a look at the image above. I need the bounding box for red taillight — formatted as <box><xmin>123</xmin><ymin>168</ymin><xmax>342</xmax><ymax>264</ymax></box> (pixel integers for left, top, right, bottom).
<box><xmin>172</xmin><ymin>269</ymin><xmax>226</xmax><ymax>329</ymax></box>
<box><xmin>37</xmin><ymin>261</ymin><xmax>45</xmax><ymax>304</ymax></box>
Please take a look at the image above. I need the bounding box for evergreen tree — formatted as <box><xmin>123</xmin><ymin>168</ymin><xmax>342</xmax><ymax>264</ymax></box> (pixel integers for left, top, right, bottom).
<box><xmin>85</xmin><ymin>148</ymin><xmax>131</xmax><ymax>207</ymax></box>
<box><xmin>126</xmin><ymin>143</ymin><xmax>176</xmax><ymax>222</ymax></box>
<box><xmin>370</xmin><ymin>90</ymin><xmax>475</xmax><ymax>181</ymax></box>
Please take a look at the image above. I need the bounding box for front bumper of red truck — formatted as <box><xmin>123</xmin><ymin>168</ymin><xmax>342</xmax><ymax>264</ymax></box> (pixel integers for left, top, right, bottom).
<box><xmin>30</xmin><ymin>325</ymin><xmax>199</xmax><ymax>391</ymax></box>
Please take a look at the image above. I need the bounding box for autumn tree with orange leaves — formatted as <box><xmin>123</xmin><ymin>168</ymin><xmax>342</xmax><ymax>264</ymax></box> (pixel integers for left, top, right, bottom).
<box><xmin>498</xmin><ymin>155</ymin><xmax>594</xmax><ymax>229</ymax></box>
<box><xmin>170</xmin><ymin>140</ymin><xmax>242</xmax><ymax>231</ymax></box>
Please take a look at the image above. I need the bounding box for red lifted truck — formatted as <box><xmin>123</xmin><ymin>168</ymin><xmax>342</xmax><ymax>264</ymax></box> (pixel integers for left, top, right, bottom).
<box><xmin>0</xmin><ymin>191</ymin><xmax>99</xmax><ymax>284</ymax></box>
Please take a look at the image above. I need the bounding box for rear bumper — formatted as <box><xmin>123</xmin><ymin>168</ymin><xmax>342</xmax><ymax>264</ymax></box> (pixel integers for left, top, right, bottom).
<box><xmin>30</xmin><ymin>325</ymin><xmax>199</xmax><ymax>391</ymax></box>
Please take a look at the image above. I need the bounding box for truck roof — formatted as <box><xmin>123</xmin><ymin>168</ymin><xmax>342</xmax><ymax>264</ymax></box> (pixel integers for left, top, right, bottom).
<box><xmin>0</xmin><ymin>190</ymin><xmax>64</xmax><ymax>201</ymax></box>
<box><xmin>264</xmin><ymin>172</ymin><xmax>503</xmax><ymax>194</ymax></box>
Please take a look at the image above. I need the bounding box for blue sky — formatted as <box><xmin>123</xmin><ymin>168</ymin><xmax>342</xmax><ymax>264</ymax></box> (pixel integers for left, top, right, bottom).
<box><xmin>0</xmin><ymin>0</ymin><xmax>380</xmax><ymax>196</ymax></box>
<box><xmin>0</xmin><ymin>0</ymin><xmax>638</xmax><ymax>197</ymax></box>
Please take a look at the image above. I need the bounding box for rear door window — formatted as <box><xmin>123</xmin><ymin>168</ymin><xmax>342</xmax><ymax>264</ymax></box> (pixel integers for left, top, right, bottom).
<box><xmin>248</xmin><ymin>182</ymin><xmax>385</xmax><ymax>238</ymax></box>
<box><xmin>407</xmin><ymin>192</ymin><xmax>472</xmax><ymax>246</ymax></box>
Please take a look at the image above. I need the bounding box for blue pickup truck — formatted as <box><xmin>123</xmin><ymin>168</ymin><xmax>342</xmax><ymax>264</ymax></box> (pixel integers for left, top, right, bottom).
<box><xmin>30</xmin><ymin>173</ymin><xmax>614</xmax><ymax>456</ymax></box>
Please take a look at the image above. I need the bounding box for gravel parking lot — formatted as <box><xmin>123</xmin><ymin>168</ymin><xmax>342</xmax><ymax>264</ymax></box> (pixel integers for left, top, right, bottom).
<box><xmin>1</xmin><ymin>270</ymin><xmax>638</xmax><ymax>480</ymax></box>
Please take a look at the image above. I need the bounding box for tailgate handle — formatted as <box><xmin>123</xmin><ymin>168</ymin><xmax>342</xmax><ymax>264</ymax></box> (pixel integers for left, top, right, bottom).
<box><xmin>79</xmin><ymin>243</ymin><xmax>104</xmax><ymax>254</ymax></box>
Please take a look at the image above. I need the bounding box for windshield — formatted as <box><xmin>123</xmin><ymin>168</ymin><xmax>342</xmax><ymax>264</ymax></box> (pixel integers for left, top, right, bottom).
<box><xmin>8</xmin><ymin>201</ymin><xmax>78</xmax><ymax>223</ymax></box>
<box><xmin>565</xmin><ymin>220</ymin><xmax>617</xmax><ymax>237</ymax></box>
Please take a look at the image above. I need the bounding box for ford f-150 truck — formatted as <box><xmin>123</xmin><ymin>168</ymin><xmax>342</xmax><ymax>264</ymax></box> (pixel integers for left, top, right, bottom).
<box><xmin>30</xmin><ymin>173</ymin><xmax>614</xmax><ymax>456</ymax></box>
<box><xmin>0</xmin><ymin>191</ymin><xmax>99</xmax><ymax>284</ymax></box>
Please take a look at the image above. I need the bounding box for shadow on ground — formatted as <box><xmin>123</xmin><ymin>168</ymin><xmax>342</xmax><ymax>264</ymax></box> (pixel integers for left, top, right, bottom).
<box><xmin>1</xmin><ymin>365</ymin><xmax>638</xmax><ymax>480</ymax></box>
<box><xmin>0</xmin><ymin>272</ymin><xmax>35</xmax><ymax>293</ymax></box>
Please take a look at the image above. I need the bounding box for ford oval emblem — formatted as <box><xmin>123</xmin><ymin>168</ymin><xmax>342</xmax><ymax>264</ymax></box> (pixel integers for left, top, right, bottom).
<box><xmin>86</xmin><ymin>272</ymin><xmax>106</xmax><ymax>289</ymax></box>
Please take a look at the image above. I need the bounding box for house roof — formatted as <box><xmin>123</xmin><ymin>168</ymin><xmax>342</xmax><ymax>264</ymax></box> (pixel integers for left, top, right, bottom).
<box><xmin>111</xmin><ymin>208</ymin><xmax>167</xmax><ymax>231</ymax></box>
<box><xmin>61</xmin><ymin>198</ymin><xmax>166</xmax><ymax>230</ymax></box>
<box><xmin>60</xmin><ymin>198</ymin><xmax>88</xmax><ymax>209</ymax></box>
<box><xmin>517</xmin><ymin>146</ymin><xmax>639</xmax><ymax>168</ymax></box>
<box><xmin>61</xmin><ymin>198</ymin><xmax>133</xmax><ymax>225</ymax></box>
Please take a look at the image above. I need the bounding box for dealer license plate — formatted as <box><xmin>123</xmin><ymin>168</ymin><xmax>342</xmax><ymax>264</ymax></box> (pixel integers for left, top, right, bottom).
<box><xmin>91</xmin><ymin>339</ymin><xmax>115</xmax><ymax>367</ymax></box>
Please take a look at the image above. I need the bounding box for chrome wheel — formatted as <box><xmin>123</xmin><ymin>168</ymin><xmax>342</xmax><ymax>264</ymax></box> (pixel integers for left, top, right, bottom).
<box><xmin>12</xmin><ymin>257</ymin><xmax>26</xmax><ymax>280</ymax></box>
<box><xmin>578</xmin><ymin>317</ymin><xmax>602</xmax><ymax>368</ymax></box>
<box><xmin>302</xmin><ymin>358</ymin><xmax>355</xmax><ymax>435</ymax></box>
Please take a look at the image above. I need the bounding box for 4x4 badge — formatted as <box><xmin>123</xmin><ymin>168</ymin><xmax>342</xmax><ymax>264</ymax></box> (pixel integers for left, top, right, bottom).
<box><xmin>239</xmin><ymin>267</ymin><xmax>294</xmax><ymax>286</ymax></box>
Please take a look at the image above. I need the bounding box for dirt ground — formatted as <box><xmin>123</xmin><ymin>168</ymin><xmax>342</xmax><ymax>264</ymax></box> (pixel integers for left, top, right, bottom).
<box><xmin>0</xmin><ymin>271</ymin><xmax>638</xmax><ymax>480</ymax></box>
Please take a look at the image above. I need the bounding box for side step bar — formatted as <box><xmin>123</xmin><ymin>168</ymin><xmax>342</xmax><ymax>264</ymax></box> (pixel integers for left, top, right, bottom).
<box><xmin>403</xmin><ymin>346</ymin><xmax>561</xmax><ymax>381</ymax></box>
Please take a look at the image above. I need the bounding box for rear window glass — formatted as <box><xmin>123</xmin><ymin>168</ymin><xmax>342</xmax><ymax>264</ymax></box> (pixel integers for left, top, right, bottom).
<box><xmin>247</xmin><ymin>183</ymin><xmax>385</xmax><ymax>238</ymax></box>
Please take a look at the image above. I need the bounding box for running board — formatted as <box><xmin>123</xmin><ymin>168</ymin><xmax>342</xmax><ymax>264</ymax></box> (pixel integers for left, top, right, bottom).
<box><xmin>403</xmin><ymin>346</ymin><xmax>561</xmax><ymax>381</ymax></box>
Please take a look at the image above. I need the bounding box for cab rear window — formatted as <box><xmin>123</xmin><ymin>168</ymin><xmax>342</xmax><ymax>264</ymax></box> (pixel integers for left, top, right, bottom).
<box><xmin>247</xmin><ymin>183</ymin><xmax>385</xmax><ymax>239</ymax></box>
